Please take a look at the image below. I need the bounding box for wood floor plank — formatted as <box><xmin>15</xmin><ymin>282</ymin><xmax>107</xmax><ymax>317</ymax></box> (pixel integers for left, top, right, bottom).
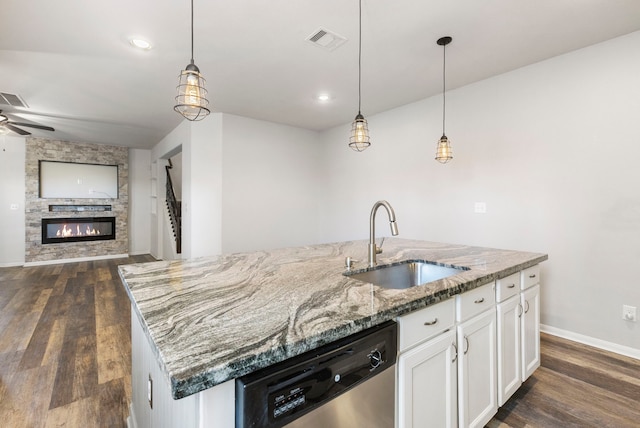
<box><xmin>45</xmin><ymin>396</ymin><xmax>100</xmax><ymax>428</ymax></box>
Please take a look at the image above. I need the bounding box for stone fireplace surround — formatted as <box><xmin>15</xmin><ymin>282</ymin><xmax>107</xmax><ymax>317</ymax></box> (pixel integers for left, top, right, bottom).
<box><xmin>25</xmin><ymin>137</ymin><xmax>128</xmax><ymax>264</ymax></box>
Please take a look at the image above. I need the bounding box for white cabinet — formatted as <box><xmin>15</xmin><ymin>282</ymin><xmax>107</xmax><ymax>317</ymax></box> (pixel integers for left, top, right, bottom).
<box><xmin>521</xmin><ymin>283</ymin><xmax>540</xmax><ymax>380</ymax></box>
<box><xmin>456</xmin><ymin>307</ymin><xmax>497</xmax><ymax>428</ymax></box>
<box><xmin>396</xmin><ymin>299</ymin><xmax>457</xmax><ymax>428</ymax></box>
<box><xmin>397</xmin><ymin>330</ymin><xmax>458</xmax><ymax>428</ymax></box>
<box><xmin>496</xmin><ymin>294</ymin><xmax>522</xmax><ymax>405</ymax></box>
<box><xmin>495</xmin><ymin>266</ymin><xmax>541</xmax><ymax>406</ymax></box>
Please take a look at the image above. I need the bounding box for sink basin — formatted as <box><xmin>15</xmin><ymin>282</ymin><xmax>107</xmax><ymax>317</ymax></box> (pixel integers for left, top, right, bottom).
<box><xmin>345</xmin><ymin>260</ymin><xmax>468</xmax><ymax>290</ymax></box>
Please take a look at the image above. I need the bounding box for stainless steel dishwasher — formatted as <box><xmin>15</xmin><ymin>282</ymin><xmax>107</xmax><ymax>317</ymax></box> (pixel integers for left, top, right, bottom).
<box><xmin>236</xmin><ymin>320</ymin><xmax>397</xmax><ymax>428</ymax></box>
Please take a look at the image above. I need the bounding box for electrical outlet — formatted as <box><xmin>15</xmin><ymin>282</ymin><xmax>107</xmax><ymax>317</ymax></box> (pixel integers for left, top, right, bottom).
<box><xmin>622</xmin><ymin>305</ymin><xmax>637</xmax><ymax>322</ymax></box>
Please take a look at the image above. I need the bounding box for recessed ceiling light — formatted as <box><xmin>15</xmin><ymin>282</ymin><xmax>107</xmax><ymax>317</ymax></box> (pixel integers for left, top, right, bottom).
<box><xmin>130</xmin><ymin>38</ymin><xmax>152</xmax><ymax>50</ymax></box>
<box><xmin>317</xmin><ymin>94</ymin><xmax>331</xmax><ymax>102</ymax></box>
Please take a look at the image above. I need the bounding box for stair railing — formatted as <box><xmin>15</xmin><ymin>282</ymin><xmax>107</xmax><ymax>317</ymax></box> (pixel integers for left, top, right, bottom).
<box><xmin>165</xmin><ymin>159</ymin><xmax>181</xmax><ymax>254</ymax></box>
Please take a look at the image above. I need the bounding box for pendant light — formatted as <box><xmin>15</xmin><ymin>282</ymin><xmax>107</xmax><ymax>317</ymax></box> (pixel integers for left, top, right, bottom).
<box><xmin>435</xmin><ymin>36</ymin><xmax>453</xmax><ymax>163</ymax></box>
<box><xmin>174</xmin><ymin>0</ymin><xmax>210</xmax><ymax>121</ymax></box>
<box><xmin>349</xmin><ymin>0</ymin><xmax>370</xmax><ymax>152</ymax></box>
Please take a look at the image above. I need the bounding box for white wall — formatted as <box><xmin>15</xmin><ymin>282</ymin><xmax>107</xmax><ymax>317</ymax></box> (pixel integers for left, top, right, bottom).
<box><xmin>0</xmin><ymin>135</ymin><xmax>26</xmax><ymax>266</ymax></box>
<box><xmin>184</xmin><ymin>114</ymin><xmax>223</xmax><ymax>258</ymax></box>
<box><xmin>220</xmin><ymin>114</ymin><xmax>322</xmax><ymax>253</ymax></box>
<box><xmin>151</xmin><ymin>113</ymin><xmax>322</xmax><ymax>257</ymax></box>
<box><xmin>318</xmin><ymin>32</ymin><xmax>640</xmax><ymax>351</ymax></box>
<box><xmin>129</xmin><ymin>148</ymin><xmax>151</xmax><ymax>255</ymax></box>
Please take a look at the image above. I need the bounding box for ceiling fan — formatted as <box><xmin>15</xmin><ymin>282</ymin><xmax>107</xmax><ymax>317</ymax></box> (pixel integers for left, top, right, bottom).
<box><xmin>0</xmin><ymin>110</ymin><xmax>55</xmax><ymax>135</ymax></box>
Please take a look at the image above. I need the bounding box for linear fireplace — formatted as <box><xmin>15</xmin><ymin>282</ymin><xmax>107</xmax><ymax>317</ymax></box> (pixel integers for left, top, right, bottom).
<box><xmin>42</xmin><ymin>217</ymin><xmax>116</xmax><ymax>244</ymax></box>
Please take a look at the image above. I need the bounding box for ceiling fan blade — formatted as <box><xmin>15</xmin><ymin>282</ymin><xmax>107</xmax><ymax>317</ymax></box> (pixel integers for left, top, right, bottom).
<box><xmin>4</xmin><ymin>123</ymin><xmax>31</xmax><ymax>136</ymax></box>
<box><xmin>8</xmin><ymin>121</ymin><xmax>55</xmax><ymax>131</ymax></box>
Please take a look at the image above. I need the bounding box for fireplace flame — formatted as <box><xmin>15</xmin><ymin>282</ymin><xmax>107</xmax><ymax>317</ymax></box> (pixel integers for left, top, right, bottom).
<box><xmin>55</xmin><ymin>224</ymin><xmax>101</xmax><ymax>237</ymax></box>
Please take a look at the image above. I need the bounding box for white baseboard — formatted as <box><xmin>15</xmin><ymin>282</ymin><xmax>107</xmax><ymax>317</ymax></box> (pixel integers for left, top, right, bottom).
<box><xmin>23</xmin><ymin>253</ymin><xmax>129</xmax><ymax>267</ymax></box>
<box><xmin>541</xmin><ymin>324</ymin><xmax>640</xmax><ymax>360</ymax></box>
<box><xmin>0</xmin><ymin>261</ymin><xmax>24</xmax><ymax>268</ymax></box>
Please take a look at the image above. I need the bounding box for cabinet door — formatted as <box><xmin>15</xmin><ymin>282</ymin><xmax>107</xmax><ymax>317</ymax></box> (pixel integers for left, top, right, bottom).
<box><xmin>457</xmin><ymin>308</ymin><xmax>497</xmax><ymax>428</ymax></box>
<box><xmin>397</xmin><ymin>330</ymin><xmax>458</xmax><ymax>428</ymax></box>
<box><xmin>496</xmin><ymin>295</ymin><xmax>522</xmax><ymax>406</ymax></box>
<box><xmin>521</xmin><ymin>284</ymin><xmax>540</xmax><ymax>380</ymax></box>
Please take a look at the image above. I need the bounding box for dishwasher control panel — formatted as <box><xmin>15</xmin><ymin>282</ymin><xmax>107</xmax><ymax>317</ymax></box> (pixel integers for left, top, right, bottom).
<box><xmin>272</xmin><ymin>387</ymin><xmax>306</xmax><ymax>418</ymax></box>
<box><xmin>236</xmin><ymin>321</ymin><xmax>397</xmax><ymax>428</ymax></box>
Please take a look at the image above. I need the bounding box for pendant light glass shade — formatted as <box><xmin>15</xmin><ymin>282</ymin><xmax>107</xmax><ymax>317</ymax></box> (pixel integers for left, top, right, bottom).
<box><xmin>435</xmin><ymin>135</ymin><xmax>452</xmax><ymax>163</ymax></box>
<box><xmin>175</xmin><ymin>61</ymin><xmax>210</xmax><ymax>121</ymax></box>
<box><xmin>435</xmin><ymin>36</ymin><xmax>452</xmax><ymax>163</ymax></box>
<box><xmin>349</xmin><ymin>113</ymin><xmax>370</xmax><ymax>151</ymax></box>
<box><xmin>349</xmin><ymin>0</ymin><xmax>370</xmax><ymax>152</ymax></box>
<box><xmin>174</xmin><ymin>0</ymin><xmax>210</xmax><ymax>121</ymax></box>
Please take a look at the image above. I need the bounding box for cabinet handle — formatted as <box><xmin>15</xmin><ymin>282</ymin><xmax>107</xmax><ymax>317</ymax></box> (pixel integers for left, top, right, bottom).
<box><xmin>529</xmin><ymin>274</ymin><xmax>536</xmax><ymax>278</ymax></box>
<box><xmin>452</xmin><ymin>342</ymin><xmax>458</xmax><ymax>363</ymax></box>
<box><xmin>524</xmin><ymin>300</ymin><xmax>530</xmax><ymax>314</ymax></box>
<box><xmin>423</xmin><ymin>318</ymin><xmax>438</xmax><ymax>326</ymax></box>
<box><xmin>507</xmin><ymin>284</ymin><xmax>515</xmax><ymax>289</ymax></box>
<box><xmin>463</xmin><ymin>336</ymin><xmax>470</xmax><ymax>355</ymax></box>
<box><xmin>474</xmin><ymin>297</ymin><xmax>485</xmax><ymax>304</ymax></box>
<box><xmin>518</xmin><ymin>303</ymin><xmax>523</xmax><ymax>318</ymax></box>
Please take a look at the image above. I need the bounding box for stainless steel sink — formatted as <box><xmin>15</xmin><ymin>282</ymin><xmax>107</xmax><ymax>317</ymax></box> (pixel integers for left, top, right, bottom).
<box><xmin>345</xmin><ymin>260</ymin><xmax>468</xmax><ymax>289</ymax></box>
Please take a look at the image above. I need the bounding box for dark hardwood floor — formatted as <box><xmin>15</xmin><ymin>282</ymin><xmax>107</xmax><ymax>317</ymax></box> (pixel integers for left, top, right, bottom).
<box><xmin>488</xmin><ymin>333</ymin><xmax>640</xmax><ymax>428</ymax></box>
<box><xmin>1</xmin><ymin>257</ymin><xmax>639</xmax><ymax>427</ymax></box>
<box><xmin>0</xmin><ymin>255</ymin><xmax>154</xmax><ymax>428</ymax></box>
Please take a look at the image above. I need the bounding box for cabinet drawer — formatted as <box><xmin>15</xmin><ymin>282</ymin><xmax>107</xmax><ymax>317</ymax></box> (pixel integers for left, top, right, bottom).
<box><xmin>521</xmin><ymin>265</ymin><xmax>540</xmax><ymax>290</ymax></box>
<box><xmin>397</xmin><ymin>298</ymin><xmax>455</xmax><ymax>352</ymax></box>
<box><xmin>456</xmin><ymin>281</ymin><xmax>495</xmax><ymax>322</ymax></box>
<box><xmin>496</xmin><ymin>272</ymin><xmax>519</xmax><ymax>303</ymax></box>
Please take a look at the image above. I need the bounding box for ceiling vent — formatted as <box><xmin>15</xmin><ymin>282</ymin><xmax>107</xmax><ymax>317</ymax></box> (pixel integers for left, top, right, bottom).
<box><xmin>0</xmin><ymin>92</ymin><xmax>28</xmax><ymax>108</ymax></box>
<box><xmin>306</xmin><ymin>27</ymin><xmax>347</xmax><ymax>51</ymax></box>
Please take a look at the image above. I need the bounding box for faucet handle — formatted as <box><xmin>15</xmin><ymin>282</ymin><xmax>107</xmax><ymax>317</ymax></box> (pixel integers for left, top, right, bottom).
<box><xmin>375</xmin><ymin>237</ymin><xmax>385</xmax><ymax>255</ymax></box>
<box><xmin>345</xmin><ymin>256</ymin><xmax>358</xmax><ymax>270</ymax></box>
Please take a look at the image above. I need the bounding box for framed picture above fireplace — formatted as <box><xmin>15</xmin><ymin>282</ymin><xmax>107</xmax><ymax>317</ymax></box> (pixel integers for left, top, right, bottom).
<box><xmin>39</xmin><ymin>160</ymin><xmax>119</xmax><ymax>199</ymax></box>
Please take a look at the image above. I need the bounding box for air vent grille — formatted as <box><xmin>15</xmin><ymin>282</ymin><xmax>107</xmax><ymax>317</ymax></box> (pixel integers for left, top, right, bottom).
<box><xmin>0</xmin><ymin>92</ymin><xmax>28</xmax><ymax>108</ymax></box>
<box><xmin>306</xmin><ymin>27</ymin><xmax>347</xmax><ymax>51</ymax></box>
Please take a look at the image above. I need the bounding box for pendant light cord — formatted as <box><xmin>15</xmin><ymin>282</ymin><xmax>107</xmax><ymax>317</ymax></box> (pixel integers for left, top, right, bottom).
<box><xmin>190</xmin><ymin>0</ymin><xmax>195</xmax><ymax>62</ymax></box>
<box><xmin>358</xmin><ymin>0</ymin><xmax>362</xmax><ymax>114</ymax></box>
<box><xmin>442</xmin><ymin>42</ymin><xmax>446</xmax><ymax>136</ymax></box>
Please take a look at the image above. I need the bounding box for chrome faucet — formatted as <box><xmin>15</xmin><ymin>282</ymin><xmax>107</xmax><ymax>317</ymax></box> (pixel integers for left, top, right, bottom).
<box><xmin>368</xmin><ymin>200</ymin><xmax>399</xmax><ymax>267</ymax></box>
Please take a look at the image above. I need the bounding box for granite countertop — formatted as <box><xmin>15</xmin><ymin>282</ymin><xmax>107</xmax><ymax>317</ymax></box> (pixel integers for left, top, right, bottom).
<box><xmin>118</xmin><ymin>238</ymin><xmax>548</xmax><ymax>399</ymax></box>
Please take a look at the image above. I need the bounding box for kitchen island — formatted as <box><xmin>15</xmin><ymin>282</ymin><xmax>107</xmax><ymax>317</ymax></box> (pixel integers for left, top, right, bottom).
<box><xmin>118</xmin><ymin>238</ymin><xmax>547</xmax><ymax>428</ymax></box>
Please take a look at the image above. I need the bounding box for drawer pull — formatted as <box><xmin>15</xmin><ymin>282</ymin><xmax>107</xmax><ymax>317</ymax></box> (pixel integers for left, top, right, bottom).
<box><xmin>423</xmin><ymin>318</ymin><xmax>438</xmax><ymax>326</ymax></box>
<box><xmin>529</xmin><ymin>274</ymin><xmax>536</xmax><ymax>278</ymax></box>
<box><xmin>474</xmin><ymin>297</ymin><xmax>485</xmax><ymax>304</ymax></box>
<box><xmin>507</xmin><ymin>284</ymin><xmax>515</xmax><ymax>289</ymax></box>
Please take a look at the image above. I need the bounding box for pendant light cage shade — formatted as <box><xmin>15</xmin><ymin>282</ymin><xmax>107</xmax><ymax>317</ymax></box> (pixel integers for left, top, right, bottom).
<box><xmin>174</xmin><ymin>0</ymin><xmax>210</xmax><ymax>121</ymax></box>
<box><xmin>435</xmin><ymin>135</ymin><xmax>453</xmax><ymax>163</ymax></box>
<box><xmin>349</xmin><ymin>0</ymin><xmax>370</xmax><ymax>152</ymax></box>
<box><xmin>349</xmin><ymin>114</ymin><xmax>370</xmax><ymax>152</ymax></box>
<box><xmin>435</xmin><ymin>36</ymin><xmax>453</xmax><ymax>163</ymax></box>
<box><xmin>174</xmin><ymin>62</ymin><xmax>210</xmax><ymax>121</ymax></box>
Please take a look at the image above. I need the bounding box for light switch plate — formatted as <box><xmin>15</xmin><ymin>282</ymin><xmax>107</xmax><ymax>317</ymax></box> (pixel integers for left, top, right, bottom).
<box><xmin>474</xmin><ymin>202</ymin><xmax>487</xmax><ymax>213</ymax></box>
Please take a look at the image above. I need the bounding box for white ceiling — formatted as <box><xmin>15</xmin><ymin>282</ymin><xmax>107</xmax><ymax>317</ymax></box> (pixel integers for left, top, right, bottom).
<box><xmin>1</xmin><ymin>0</ymin><xmax>639</xmax><ymax>149</ymax></box>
